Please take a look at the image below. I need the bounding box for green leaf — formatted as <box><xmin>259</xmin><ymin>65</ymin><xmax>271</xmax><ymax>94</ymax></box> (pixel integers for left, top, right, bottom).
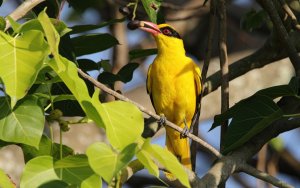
<box><xmin>17</xmin><ymin>18</ymin><xmax>71</xmax><ymax>37</ymax></box>
<box><xmin>21</xmin><ymin>135</ymin><xmax>74</xmax><ymax>162</ymax></box>
<box><xmin>0</xmin><ymin>30</ymin><xmax>49</xmax><ymax>107</ymax></box>
<box><xmin>20</xmin><ymin>156</ymin><xmax>59</xmax><ymax>188</ymax></box>
<box><xmin>78</xmin><ymin>59</ymin><xmax>99</xmax><ymax>72</ymax></box>
<box><xmin>129</xmin><ymin>48</ymin><xmax>157</xmax><ymax>60</ymax></box>
<box><xmin>0</xmin><ymin>169</ymin><xmax>15</xmax><ymax>188</ymax></box>
<box><xmin>7</xmin><ymin>16</ymin><xmax>21</xmax><ymax>32</ymax></box>
<box><xmin>54</xmin><ymin>154</ymin><xmax>94</xmax><ymax>185</ymax></box>
<box><xmin>0</xmin><ymin>96</ymin><xmax>44</xmax><ymax>148</ymax></box>
<box><xmin>38</xmin><ymin>10</ymin><xmax>60</xmax><ymax>56</ymax></box>
<box><xmin>141</xmin><ymin>0</ymin><xmax>162</xmax><ymax>23</ymax></box>
<box><xmin>136</xmin><ymin>139</ymin><xmax>159</xmax><ymax>177</ymax></box>
<box><xmin>70</xmin><ymin>18</ymin><xmax>125</xmax><ymax>34</ymax></box>
<box><xmin>86</xmin><ymin>142</ymin><xmax>136</xmax><ymax>183</ymax></box>
<box><xmin>102</xmin><ymin>101</ymin><xmax>144</xmax><ymax>150</ymax></box>
<box><xmin>71</xmin><ymin>34</ymin><xmax>119</xmax><ymax>56</ymax></box>
<box><xmin>99</xmin><ymin>60</ymin><xmax>111</xmax><ymax>72</ymax></box>
<box><xmin>147</xmin><ymin>144</ymin><xmax>190</xmax><ymax>188</ymax></box>
<box><xmin>81</xmin><ymin>174</ymin><xmax>102</xmax><ymax>188</ymax></box>
<box><xmin>212</xmin><ymin>95</ymin><xmax>283</xmax><ymax>154</ymax></box>
<box><xmin>118</xmin><ymin>63</ymin><xmax>139</xmax><ymax>83</ymax></box>
<box><xmin>97</xmin><ymin>72</ymin><xmax>120</xmax><ymax>85</ymax></box>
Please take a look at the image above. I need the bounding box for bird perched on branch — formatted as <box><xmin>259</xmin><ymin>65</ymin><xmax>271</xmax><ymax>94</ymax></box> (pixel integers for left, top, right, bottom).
<box><xmin>129</xmin><ymin>20</ymin><xmax>202</xmax><ymax>171</ymax></box>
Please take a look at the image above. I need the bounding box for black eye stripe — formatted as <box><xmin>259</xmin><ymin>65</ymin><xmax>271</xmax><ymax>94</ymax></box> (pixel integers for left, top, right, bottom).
<box><xmin>159</xmin><ymin>26</ymin><xmax>181</xmax><ymax>39</ymax></box>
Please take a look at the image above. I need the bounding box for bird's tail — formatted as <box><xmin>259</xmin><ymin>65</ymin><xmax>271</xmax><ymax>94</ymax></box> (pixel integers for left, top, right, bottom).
<box><xmin>165</xmin><ymin>126</ymin><xmax>191</xmax><ymax>180</ymax></box>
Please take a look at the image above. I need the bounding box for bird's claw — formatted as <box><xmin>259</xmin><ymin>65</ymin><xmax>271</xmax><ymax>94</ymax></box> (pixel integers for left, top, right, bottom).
<box><xmin>180</xmin><ymin>126</ymin><xmax>189</xmax><ymax>138</ymax></box>
<box><xmin>180</xmin><ymin>118</ymin><xmax>189</xmax><ymax>138</ymax></box>
<box><xmin>157</xmin><ymin>114</ymin><xmax>167</xmax><ymax>126</ymax></box>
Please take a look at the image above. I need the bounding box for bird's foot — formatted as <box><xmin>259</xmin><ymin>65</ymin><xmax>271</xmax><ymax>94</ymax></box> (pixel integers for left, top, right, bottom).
<box><xmin>180</xmin><ymin>118</ymin><xmax>189</xmax><ymax>138</ymax></box>
<box><xmin>157</xmin><ymin>114</ymin><xmax>167</xmax><ymax>127</ymax></box>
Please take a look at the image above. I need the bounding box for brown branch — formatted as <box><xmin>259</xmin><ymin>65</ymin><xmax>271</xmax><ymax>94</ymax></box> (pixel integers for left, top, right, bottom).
<box><xmin>279</xmin><ymin>0</ymin><xmax>300</xmax><ymax>30</ymax></box>
<box><xmin>5</xmin><ymin>0</ymin><xmax>46</xmax><ymax>31</ymax></box>
<box><xmin>77</xmin><ymin>68</ymin><xmax>222</xmax><ymax>158</ymax></box>
<box><xmin>78</xmin><ymin>68</ymin><xmax>297</xmax><ymax>187</ymax></box>
<box><xmin>217</xmin><ymin>0</ymin><xmax>229</xmax><ymax>153</ymax></box>
<box><xmin>191</xmin><ymin>0</ymin><xmax>217</xmax><ymax>171</ymax></box>
<box><xmin>257</xmin><ymin>0</ymin><xmax>300</xmax><ymax>76</ymax></box>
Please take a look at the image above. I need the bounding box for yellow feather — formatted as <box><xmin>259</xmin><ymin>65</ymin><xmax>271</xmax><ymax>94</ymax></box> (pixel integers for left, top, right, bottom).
<box><xmin>147</xmin><ymin>24</ymin><xmax>202</xmax><ymax>171</ymax></box>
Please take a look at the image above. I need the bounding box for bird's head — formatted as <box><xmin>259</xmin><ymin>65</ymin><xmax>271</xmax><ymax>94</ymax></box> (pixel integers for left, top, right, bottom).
<box><xmin>129</xmin><ymin>21</ymin><xmax>185</xmax><ymax>54</ymax></box>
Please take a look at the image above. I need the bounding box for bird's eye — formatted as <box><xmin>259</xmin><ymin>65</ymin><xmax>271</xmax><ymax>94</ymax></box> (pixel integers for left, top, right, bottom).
<box><xmin>162</xmin><ymin>28</ymin><xmax>172</xmax><ymax>36</ymax></box>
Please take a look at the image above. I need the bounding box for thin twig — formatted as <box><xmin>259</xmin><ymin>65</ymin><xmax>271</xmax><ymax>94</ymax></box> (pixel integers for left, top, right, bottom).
<box><xmin>240</xmin><ymin>163</ymin><xmax>294</xmax><ymax>188</ymax></box>
<box><xmin>279</xmin><ymin>0</ymin><xmax>300</xmax><ymax>30</ymax></box>
<box><xmin>217</xmin><ymin>0</ymin><xmax>229</xmax><ymax>152</ymax></box>
<box><xmin>78</xmin><ymin>68</ymin><xmax>222</xmax><ymax>159</ymax></box>
<box><xmin>191</xmin><ymin>0</ymin><xmax>217</xmax><ymax>171</ymax></box>
<box><xmin>5</xmin><ymin>0</ymin><xmax>46</xmax><ymax>31</ymax></box>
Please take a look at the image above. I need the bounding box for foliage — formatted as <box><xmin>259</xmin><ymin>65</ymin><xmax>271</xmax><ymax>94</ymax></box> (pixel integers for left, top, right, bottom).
<box><xmin>211</xmin><ymin>77</ymin><xmax>300</xmax><ymax>154</ymax></box>
<box><xmin>0</xmin><ymin>1</ymin><xmax>191</xmax><ymax>188</ymax></box>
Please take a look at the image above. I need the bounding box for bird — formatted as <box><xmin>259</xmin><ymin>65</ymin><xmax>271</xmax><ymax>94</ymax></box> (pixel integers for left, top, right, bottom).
<box><xmin>132</xmin><ymin>21</ymin><xmax>202</xmax><ymax>170</ymax></box>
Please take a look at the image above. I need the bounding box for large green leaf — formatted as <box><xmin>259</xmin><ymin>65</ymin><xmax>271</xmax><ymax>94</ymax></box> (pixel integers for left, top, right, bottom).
<box><xmin>147</xmin><ymin>144</ymin><xmax>190</xmax><ymax>188</ymax></box>
<box><xmin>141</xmin><ymin>0</ymin><xmax>162</xmax><ymax>23</ymax></box>
<box><xmin>20</xmin><ymin>156</ymin><xmax>59</xmax><ymax>188</ymax></box>
<box><xmin>54</xmin><ymin>154</ymin><xmax>94</xmax><ymax>185</ymax></box>
<box><xmin>0</xmin><ymin>169</ymin><xmax>15</xmax><ymax>188</ymax></box>
<box><xmin>80</xmin><ymin>174</ymin><xmax>102</xmax><ymax>188</ymax></box>
<box><xmin>101</xmin><ymin>101</ymin><xmax>144</xmax><ymax>150</ymax></box>
<box><xmin>211</xmin><ymin>95</ymin><xmax>283</xmax><ymax>154</ymax></box>
<box><xmin>0</xmin><ymin>30</ymin><xmax>49</xmax><ymax>107</ymax></box>
<box><xmin>86</xmin><ymin>142</ymin><xmax>136</xmax><ymax>183</ymax></box>
<box><xmin>21</xmin><ymin>135</ymin><xmax>74</xmax><ymax>162</ymax></box>
<box><xmin>0</xmin><ymin>96</ymin><xmax>44</xmax><ymax>148</ymax></box>
<box><xmin>38</xmin><ymin>10</ymin><xmax>104</xmax><ymax>125</ymax></box>
<box><xmin>71</xmin><ymin>33</ymin><xmax>119</xmax><ymax>56</ymax></box>
<box><xmin>136</xmin><ymin>139</ymin><xmax>159</xmax><ymax>177</ymax></box>
<box><xmin>81</xmin><ymin>174</ymin><xmax>102</xmax><ymax>188</ymax></box>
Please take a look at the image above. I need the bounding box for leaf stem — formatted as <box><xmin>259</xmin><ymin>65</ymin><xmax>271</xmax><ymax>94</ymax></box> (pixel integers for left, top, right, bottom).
<box><xmin>282</xmin><ymin>113</ymin><xmax>300</xmax><ymax>118</ymax></box>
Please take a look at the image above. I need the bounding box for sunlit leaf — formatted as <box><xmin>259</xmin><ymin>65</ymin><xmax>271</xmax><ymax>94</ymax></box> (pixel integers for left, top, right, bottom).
<box><xmin>81</xmin><ymin>174</ymin><xmax>102</xmax><ymax>188</ymax></box>
<box><xmin>0</xmin><ymin>96</ymin><xmax>44</xmax><ymax>148</ymax></box>
<box><xmin>136</xmin><ymin>139</ymin><xmax>159</xmax><ymax>177</ymax></box>
<box><xmin>0</xmin><ymin>30</ymin><xmax>49</xmax><ymax>107</ymax></box>
<box><xmin>86</xmin><ymin>142</ymin><xmax>136</xmax><ymax>183</ymax></box>
<box><xmin>102</xmin><ymin>101</ymin><xmax>144</xmax><ymax>150</ymax></box>
<box><xmin>20</xmin><ymin>156</ymin><xmax>59</xmax><ymax>188</ymax></box>
<box><xmin>0</xmin><ymin>169</ymin><xmax>15</xmax><ymax>188</ymax></box>
<box><xmin>147</xmin><ymin>144</ymin><xmax>190</xmax><ymax>188</ymax></box>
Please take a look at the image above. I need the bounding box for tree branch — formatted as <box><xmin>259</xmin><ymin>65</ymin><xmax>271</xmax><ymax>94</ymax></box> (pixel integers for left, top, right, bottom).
<box><xmin>217</xmin><ymin>0</ymin><xmax>229</xmax><ymax>154</ymax></box>
<box><xmin>191</xmin><ymin>0</ymin><xmax>217</xmax><ymax>171</ymax></box>
<box><xmin>77</xmin><ymin>68</ymin><xmax>222</xmax><ymax>158</ymax></box>
<box><xmin>5</xmin><ymin>0</ymin><xmax>46</xmax><ymax>31</ymax></box>
<box><xmin>257</xmin><ymin>0</ymin><xmax>300</xmax><ymax>76</ymax></box>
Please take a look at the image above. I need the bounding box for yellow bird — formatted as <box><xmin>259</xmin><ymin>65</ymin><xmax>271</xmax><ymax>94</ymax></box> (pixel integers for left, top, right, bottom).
<box><xmin>135</xmin><ymin>21</ymin><xmax>202</xmax><ymax>170</ymax></box>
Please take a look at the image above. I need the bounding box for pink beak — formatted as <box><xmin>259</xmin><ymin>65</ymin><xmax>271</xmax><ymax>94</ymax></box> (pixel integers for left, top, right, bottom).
<box><xmin>138</xmin><ymin>21</ymin><xmax>161</xmax><ymax>36</ymax></box>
